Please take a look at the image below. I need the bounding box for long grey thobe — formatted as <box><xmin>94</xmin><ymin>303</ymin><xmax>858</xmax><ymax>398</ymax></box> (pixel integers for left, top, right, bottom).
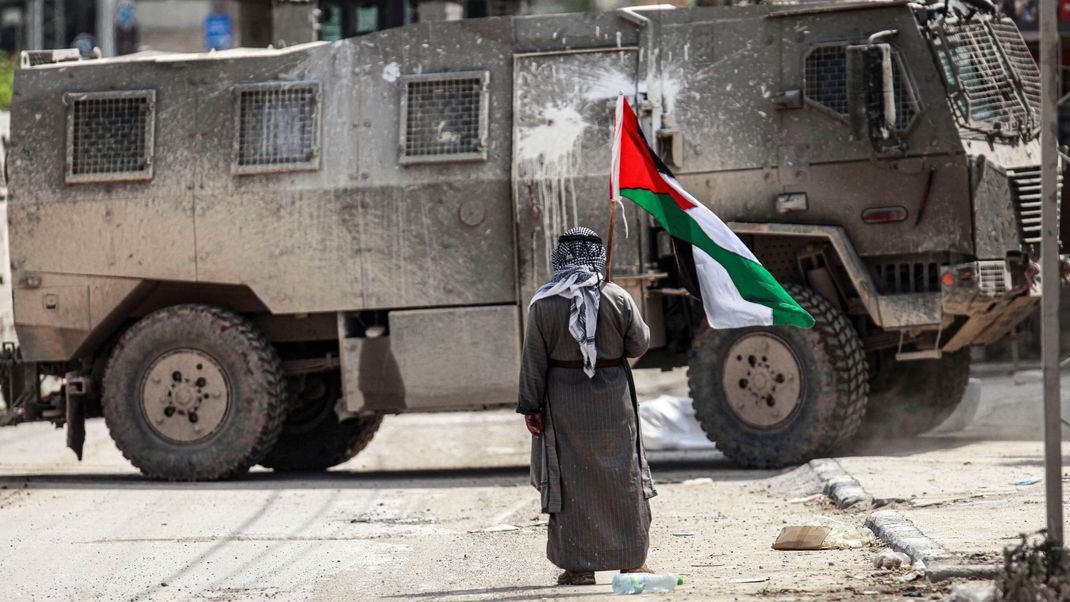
<box><xmin>517</xmin><ymin>281</ymin><xmax>655</xmax><ymax>572</ymax></box>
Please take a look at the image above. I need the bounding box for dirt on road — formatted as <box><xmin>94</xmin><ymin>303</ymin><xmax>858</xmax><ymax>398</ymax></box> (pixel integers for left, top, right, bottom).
<box><xmin>0</xmin><ymin>370</ymin><xmax>931</xmax><ymax>601</ymax></box>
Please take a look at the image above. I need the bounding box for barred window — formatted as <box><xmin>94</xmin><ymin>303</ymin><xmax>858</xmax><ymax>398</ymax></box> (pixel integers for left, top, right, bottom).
<box><xmin>804</xmin><ymin>45</ymin><xmax>918</xmax><ymax>130</ymax></box>
<box><xmin>804</xmin><ymin>46</ymin><xmax>850</xmax><ymax>116</ymax></box>
<box><xmin>233</xmin><ymin>82</ymin><xmax>321</xmax><ymax>175</ymax></box>
<box><xmin>935</xmin><ymin>18</ymin><xmax>1039</xmax><ymax>129</ymax></box>
<box><xmin>65</xmin><ymin>90</ymin><xmax>155</xmax><ymax>184</ymax></box>
<box><xmin>399</xmin><ymin>71</ymin><xmax>489</xmax><ymax>164</ymax></box>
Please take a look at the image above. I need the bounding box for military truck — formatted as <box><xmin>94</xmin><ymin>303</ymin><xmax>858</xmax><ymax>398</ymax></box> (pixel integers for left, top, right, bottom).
<box><xmin>0</xmin><ymin>1</ymin><xmax>1053</xmax><ymax>479</ymax></box>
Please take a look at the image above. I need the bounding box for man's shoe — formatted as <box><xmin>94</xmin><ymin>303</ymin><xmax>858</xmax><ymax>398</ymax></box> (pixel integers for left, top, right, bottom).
<box><xmin>621</xmin><ymin>565</ymin><xmax>652</xmax><ymax>573</ymax></box>
<box><xmin>557</xmin><ymin>570</ymin><xmax>596</xmax><ymax>585</ymax></box>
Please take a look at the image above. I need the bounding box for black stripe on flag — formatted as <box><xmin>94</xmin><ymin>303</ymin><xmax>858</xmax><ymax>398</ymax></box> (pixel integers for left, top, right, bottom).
<box><xmin>632</xmin><ymin>112</ymin><xmax>703</xmax><ymax>300</ymax></box>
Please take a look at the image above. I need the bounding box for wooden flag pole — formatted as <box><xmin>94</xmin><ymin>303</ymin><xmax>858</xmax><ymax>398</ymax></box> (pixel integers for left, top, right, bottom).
<box><xmin>605</xmin><ymin>199</ymin><xmax>618</xmax><ymax>282</ymax></box>
<box><xmin>606</xmin><ymin>93</ymin><xmax>625</xmax><ymax>283</ymax></box>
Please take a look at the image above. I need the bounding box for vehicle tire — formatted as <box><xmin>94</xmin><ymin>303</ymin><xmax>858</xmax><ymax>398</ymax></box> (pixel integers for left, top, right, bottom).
<box><xmin>858</xmin><ymin>350</ymin><xmax>971</xmax><ymax>439</ymax></box>
<box><xmin>259</xmin><ymin>371</ymin><xmax>383</xmax><ymax>472</ymax></box>
<box><xmin>689</xmin><ymin>284</ymin><xmax>868</xmax><ymax>468</ymax></box>
<box><xmin>101</xmin><ymin>305</ymin><xmax>287</xmax><ymax>481</ymax></box>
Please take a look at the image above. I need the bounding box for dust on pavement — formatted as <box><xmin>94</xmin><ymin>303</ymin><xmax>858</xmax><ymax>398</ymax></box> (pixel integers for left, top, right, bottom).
<box><xmin>0</xmin><ymin>371</ymin><xmax>936</xmax><ymax>601</ymax></box>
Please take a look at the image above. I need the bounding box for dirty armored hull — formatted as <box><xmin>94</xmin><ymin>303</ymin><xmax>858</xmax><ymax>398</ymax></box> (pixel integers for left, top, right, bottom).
<box><xmin>0</xmin><ymin>3</ymin><xmax>1052</xmax><ymax>477</ymax></box>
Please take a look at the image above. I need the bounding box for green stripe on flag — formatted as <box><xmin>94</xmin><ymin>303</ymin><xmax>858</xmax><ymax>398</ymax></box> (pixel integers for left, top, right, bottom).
<box><xmin>621</xmin><ymin>188</ymin><xmax>815</xmax><ymax>328</ymax></box>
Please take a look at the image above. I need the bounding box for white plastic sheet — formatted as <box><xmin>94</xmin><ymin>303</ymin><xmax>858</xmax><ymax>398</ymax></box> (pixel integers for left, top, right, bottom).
<box><xmin>638</xmin><ymin>395</ymin><xmax>716</xmax><ymax>450</ymax></box>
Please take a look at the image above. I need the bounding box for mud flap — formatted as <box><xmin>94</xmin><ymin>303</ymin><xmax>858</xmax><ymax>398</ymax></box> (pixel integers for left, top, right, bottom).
<box><xmin>64</xmin><ymin>374</ymin><xmax>91</xmax><ymax>461</ymax></box>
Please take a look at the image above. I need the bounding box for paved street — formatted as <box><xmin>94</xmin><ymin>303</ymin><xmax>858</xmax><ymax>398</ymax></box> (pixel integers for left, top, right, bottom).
<box><xmin>0</xmin><ymin>366</ymin><xmax>1064</xmax><ymax>601</ymax></box>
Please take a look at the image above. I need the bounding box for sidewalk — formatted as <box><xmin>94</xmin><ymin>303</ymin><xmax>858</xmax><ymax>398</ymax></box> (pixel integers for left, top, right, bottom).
<box><xmin>834</xmin><ymin>368</ymin><xmax>1070</xmax><ymax>567</ymax></box>
<box><xmin>839</xmin><ymin>439</ymin><xmax>1053</xmax><ymax>561</ymax></box>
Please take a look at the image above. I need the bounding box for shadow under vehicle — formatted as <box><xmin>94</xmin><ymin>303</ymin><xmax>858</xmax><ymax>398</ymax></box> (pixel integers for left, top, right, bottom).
<box><xmin>0</xmin><ymin>1</ymin><xmax>1057</xmax><ymax>478</ymax></box>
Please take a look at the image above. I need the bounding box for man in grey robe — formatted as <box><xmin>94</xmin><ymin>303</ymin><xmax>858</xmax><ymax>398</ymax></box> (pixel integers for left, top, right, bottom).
<box><xmin>517</xmin><ymin>226</ymin><xmax>655</xmax><ymax>586</ymax></box>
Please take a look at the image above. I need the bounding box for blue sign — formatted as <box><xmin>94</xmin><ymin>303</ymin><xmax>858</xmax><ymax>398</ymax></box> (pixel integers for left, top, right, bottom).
<box><xmin>205</xmin><ymin>13</ymin><xmax>233</xmax><ymax>51</ymax></box>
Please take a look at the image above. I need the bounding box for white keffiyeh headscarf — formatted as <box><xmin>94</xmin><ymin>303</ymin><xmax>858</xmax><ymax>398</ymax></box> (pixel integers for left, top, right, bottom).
<box><xmin>530</xmin><ymin>227</ymin><xmax>607</xmax><ymax>378</ymax></box>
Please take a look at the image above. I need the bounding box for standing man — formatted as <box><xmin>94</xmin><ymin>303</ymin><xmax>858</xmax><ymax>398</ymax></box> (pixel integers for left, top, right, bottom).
<box><xmin>517</xmin><ymin>226</ymin><xmax>655</xmax><ymax>586</ymax></box>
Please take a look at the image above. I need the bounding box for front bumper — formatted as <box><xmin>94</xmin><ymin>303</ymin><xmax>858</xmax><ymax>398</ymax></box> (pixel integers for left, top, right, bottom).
<box><xmin>938</xmin><ymin>258</ymin><xmax>1041</xmax><ymax>352</ymax></box>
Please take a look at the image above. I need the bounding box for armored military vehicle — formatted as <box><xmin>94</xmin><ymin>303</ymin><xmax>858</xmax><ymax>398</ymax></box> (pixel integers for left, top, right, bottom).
<box><xmin>0</xmin><ymin>1</ymin><xmax>1051</xmax><ymax>479</ymax></box>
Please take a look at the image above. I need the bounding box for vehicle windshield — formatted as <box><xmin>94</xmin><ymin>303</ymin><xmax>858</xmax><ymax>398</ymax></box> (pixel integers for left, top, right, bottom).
<box><xmin>927</xmin><ymin>16</ymin><xmax>1040</xmax><ymax>140</ymax></box>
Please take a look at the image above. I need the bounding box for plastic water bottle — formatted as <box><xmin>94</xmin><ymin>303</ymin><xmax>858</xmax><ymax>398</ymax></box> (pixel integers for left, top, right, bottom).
<box><xmin>611</xmin><ymin>573</ymin><xmax>683</xmax><ymax>594</ymax></box>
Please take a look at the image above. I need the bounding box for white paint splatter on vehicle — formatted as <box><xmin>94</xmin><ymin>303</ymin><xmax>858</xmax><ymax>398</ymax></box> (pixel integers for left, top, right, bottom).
<box><xmin>516</xmin><ymin>104</ymin><xmax>588</xmax><ymax>242</ymax></box>
<box><xmin>381</xmin><ymin>62</ymin><xmax>400</xmax><ymax>83</ymax></box>
<box><xmin>513</xmin><ymin>53</ymin><xmax>639</xmax><ymax>269</ymax></box>
<box><xmin>581</xmin><ymin>65</ymin><xmax>637</xmax><ymax>100</ymax></box>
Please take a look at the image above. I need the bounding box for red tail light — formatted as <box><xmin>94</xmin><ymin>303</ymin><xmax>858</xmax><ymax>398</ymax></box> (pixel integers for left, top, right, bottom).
<box><xmin>862</xmin><ymin>206</ymin><xmax>908</xmax><ymax>224</ymax></box>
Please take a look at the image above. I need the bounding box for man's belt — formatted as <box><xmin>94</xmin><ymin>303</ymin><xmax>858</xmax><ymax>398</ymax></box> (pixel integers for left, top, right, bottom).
<box><xmin>548</xmin><ymin>357</ymin><xmax>623</xmax><ymax>370</ymax></box>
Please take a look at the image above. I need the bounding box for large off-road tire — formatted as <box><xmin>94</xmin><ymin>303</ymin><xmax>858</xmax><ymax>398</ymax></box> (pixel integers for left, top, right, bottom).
<box><xmin>259</xmin><ymin>371</ymin><xmax>383</xmax><ymax>472</ymax></box>
<box><xmin>689</xmin><ymin>285</ymin><xmax>868</xmax><ymax>468</ymax></box>
<box><xmin>102</xmin><ymin>305</ymin><xmax>287</xmax><ymax>481</ymax></box>
<box><xmin>858</xmin><ymin>350</ymin><xmax>971</xmax><ymax>439</ymax></box>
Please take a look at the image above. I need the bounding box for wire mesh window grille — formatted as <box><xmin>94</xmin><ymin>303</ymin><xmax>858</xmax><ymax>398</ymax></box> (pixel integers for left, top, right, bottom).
<box><xmin>934</xmin><ymin>18</ymin><xmax>1038</xmax><ymax>130</ymax></box>
<box><xmin>890</xmin><ymin>54</ymin><xmax>918</xmax><ymax>130</ymax></box>
<box><xmin>233</xmin><ymin>82</ymin><xmax>321</xmax><ymax>175</ymax></box>
<box><xmin>399</xmin><ymin>71</ymin><xmax>489</xmax><ymax>164</ymax></box>
<box><xmin>803</xmin><ymin>45</ymin><xmax>918</xmax><ymax>130</ymax></box>
<box><xmin>65</xmin><ymin>90</ymin><xmax>155</xmax><ymax>183</ymax></box>
<box><xmin>804</xmin><ymin>46</ymin><xmax>849</xmax><ymax>116</ymax></box>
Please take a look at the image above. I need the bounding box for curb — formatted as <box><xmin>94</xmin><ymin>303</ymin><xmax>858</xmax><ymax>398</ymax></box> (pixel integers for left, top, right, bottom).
<box><xmin>807</xmin><ymin>458</ymin><xmax>871</xmax><ymax>509</ymax></box>
<box><xmin>865</xmin><ymin>509</ymin><xmax>953</xmax><ymax>567</ymax></box>
<box><xmin>927</xmin><ymin>563</ymin><xmax>1000</xmax><ymax>583</ymax></box>
<box><xmin>810</xmin><ymin>459</ymin><xmax>999</xmax><ymax>583</ymax></box>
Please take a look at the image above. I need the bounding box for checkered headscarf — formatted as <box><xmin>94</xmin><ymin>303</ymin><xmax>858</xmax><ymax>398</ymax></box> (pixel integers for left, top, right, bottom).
<box><xmin>550</xmin><ymin>226</ymin><xmax>607</xmax><ymax>274</ymax></box>
<box><xmin>530</xmin><ymin>227</ymin><xmax>605</xmax><ymax>378</ymax></box>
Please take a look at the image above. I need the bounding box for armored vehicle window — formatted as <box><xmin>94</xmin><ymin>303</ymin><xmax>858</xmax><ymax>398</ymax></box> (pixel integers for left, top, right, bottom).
<box><xmin>805</xmin><ymin>46</ymin><xmax>849</xmax><ymax>116</ymax></box>
<box><xmin>932</xmin><ymin>18</ymin><xmax>1039</xmax><ymax>132</ymax></box>
<box><xmin>64</xmin><ymin>90</ymin><xmax>155</xmax><ymax>184</ymax></box>
<box><xmin>399</xmin><ymin>71</ymin><xmax>489</xmax><ymax>164</ymax></box>
<box><xmin>233</xmin><ymin>82</ymin><xmax>321</xmax><ymax>175</ymax></box>
<box><xmin>804</xmin><ymin>45</ymin><xmax>918</xmax><ymax>130</ymax></box>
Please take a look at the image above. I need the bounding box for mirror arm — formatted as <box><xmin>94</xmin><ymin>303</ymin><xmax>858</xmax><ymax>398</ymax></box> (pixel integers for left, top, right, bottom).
<box><xmin>879</xmin><ymin>45</ymin><xmax>897</xmax><ymax>139</ymax></box>
<box><xmin>868</xmin><ymin>29</ymin><xmax>898</xmax><ymax>43</ymax></box>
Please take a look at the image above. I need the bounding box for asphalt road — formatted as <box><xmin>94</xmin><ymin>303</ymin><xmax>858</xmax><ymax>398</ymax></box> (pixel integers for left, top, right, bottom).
<box><xmin>3</xmin><ymin>365</ymin><xmax>1053</xmax><ymax>601</ymax></box>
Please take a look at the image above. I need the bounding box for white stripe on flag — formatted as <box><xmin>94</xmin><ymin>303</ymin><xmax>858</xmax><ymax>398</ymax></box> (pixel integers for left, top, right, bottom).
<box><xmin>658</xmin><ymin>173</ymin><xmax>777</xmax><ymax>327</ymax></box>
<box><xmin>693</xmin><ymin>246</ymin><xmax>775</xmax><ymax>328</ymax></box>
<box><xmin>660</xmin><ymin>173</ymin><xmax>760</xmax><ymax>264</ymax></box>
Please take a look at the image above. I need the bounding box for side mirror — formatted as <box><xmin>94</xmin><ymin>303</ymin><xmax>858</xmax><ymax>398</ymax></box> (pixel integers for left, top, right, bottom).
<box><xmin>847</xmin><ymin>43</ymin><xmax>898</xmax><ymax>145</ymax></box>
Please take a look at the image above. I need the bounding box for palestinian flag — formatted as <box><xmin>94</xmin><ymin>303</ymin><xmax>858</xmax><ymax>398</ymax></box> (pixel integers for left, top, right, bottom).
<box><xmin>611</xmin><ymin>95</ymin><xmax>814</xmax><ymax>329</ymax></box>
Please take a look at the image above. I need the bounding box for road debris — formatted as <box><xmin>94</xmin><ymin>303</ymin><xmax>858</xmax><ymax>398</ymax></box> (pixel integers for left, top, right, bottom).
<box><xmin>788</xmin><ymin>493</ymin><xmax>825</xmax><ymax>504</ymax></box>
<box><xmin>822</xmin><ymin>528</ymin><xmax>874</xmax><ymax>549</ymax></box>
<box><xmin>638</xmin><ymin>395</ymin><xmax>716</xmax><ymax>451</ymax></box>
<box><xmin>1012</xmin><ymin>477</ymin><xmax>1042</xmax><ymax>486</ymax></box>
<box><xmin>873</xmin><ymin>549</ymin><xmax>912</xmax><ymax>569</ymax></box>
<box><xmin>910</xmin><ymin>494</ymin><xmax>985</xmax><ymax>508</ymax></box>
<box><xmin>728</xmin><ymin>577</ymin><xmax>769</xmax><ymax>584</ymax></box>
<box><xmin>473</xmin><ymin>524</ymin><xmax>519</xmax><ymax>533</ymax></box>
<box><xmin>943</xmin><ymin>581</ymin><xmax>998</xmax><ymax>602</ymax></box>
<box><xmin>772</xmin><ymin>526</ymin><xmax>831</xmax><ymax>550</ymax></box>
